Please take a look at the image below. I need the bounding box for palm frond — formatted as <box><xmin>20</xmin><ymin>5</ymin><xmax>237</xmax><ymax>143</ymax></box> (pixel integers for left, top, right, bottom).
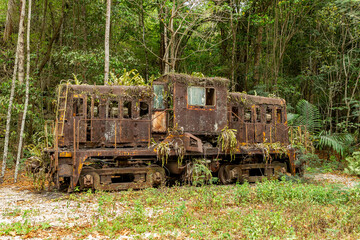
<box><xmin>317</xmin><ymin>131</ymin><xmax>354</xmax><ymax>156</ymax></box>
<box><xmin>287</xmin><ymin>113</ymin><xmax>299</xmax><ymax>125</ymax></box>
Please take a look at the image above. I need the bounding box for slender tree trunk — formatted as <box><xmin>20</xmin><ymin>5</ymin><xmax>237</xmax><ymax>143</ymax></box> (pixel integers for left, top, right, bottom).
<box><xmin>3</xmin><ymin>0</ymin><xmax>16</xmax><ymax>42</ymax></box>
<box><xmin>158</xmin><ymin>5</ymin><xmax>165</xmax><ymax>73</ymax></box>
<box><xmin>104</xmin><ymin>0</ymin><xmax>111</xmax><ymax>85</ymax></box>
<box><xmin>169</xmin><ymin>1</ymin><xmax>176</xmax><ymax>73</ymax></box>
<box><xmin>15</xmin><ymin>0</ymin><xmax>32</xmax><ymax>183</ymax></box>
<box><xmin>82</xmin><ymin>4</ymin><xmax>87</xmax><ymax>49</ymax></box>
<box><xmin>37</xmin><ymin>8</ymin><xmax>65</xmax><ymax>78</ymax></box>
<box><xmin>253</xmin><ymin>26</ymin><xmax>263</xmax><ymax>86</ymax></box>
<box><xmin>219</xmin><ymin>22</ymin><xmax>227</xmax><ymax>65</ymax></box>
<box><xmin>1</xmin><ymin>0</ymin><xmax>27</xmax><ymax>183</ymax></box>
<box><xmin>18</xmin><ymin>0</ymin><xmax>26</xmax><ymax>84</ymax></box>
<box><xmin>163</xmin><ymin>25</ymin><xmax>169</xmax><ymax>74</ymax></box>
<box><xmin>140</xmin><ymin>0</ymin><xmax>149</xmax><ymax>81</ymax></box>
<box><xmin>244</xmin><ymin>13</ymin><xmax>251</xmax><ymax>92</ymax></box>
<box><xmin>230</xmin><ymin>2</ymin><xmax>236</xmax><ymax>91</ymax></box>
<box><xmin>35</xmin><ymin>0</ymin><xmax>47</xmax><ymax>67</ymax></box>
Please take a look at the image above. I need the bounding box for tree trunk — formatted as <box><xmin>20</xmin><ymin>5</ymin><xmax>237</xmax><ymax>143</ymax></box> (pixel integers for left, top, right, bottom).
<box><xmin>140</xmin><ymin>0</ymin><xmax>148</xmax><ymax>81</ymax></box>
<box><xmin>158</xmin><ymin>5</ymin><xmax>165</xmax><ymax>74</ymax></box>
<box><xmin>35</xmin><ymin>0</ymin><xmax>47</xmax><ymax>67</ymax></box>
<box><xmin>253</xmin><ymin>26</ymin><xmax>263</xmax><ymax>86</ymax></box>
<box><xmin>1</xmin><ymin>0</ymin><xmax>27</xmax><ymax>183</ymax></box>
<box><xmin>230</xmin><ymin>2</ymin><xmax>236</xmax><ymax>91</ymax></box>
<box><xmin>104</xmin><ymin>0</ymin><xmax>111</xmax><ymax>85</ymax></box>
<box><xmin>37</xmin><ymin>8</ymin><xmax>66</xmax><ymax>78</ymax></box>
<box><xmin>15</xmin><ymin>0</ymin><xmax>32</xmax><ymax>182</ymax></box>
<box><xmin>3</xmin><ymin>0</ymin><xmax>16</xmax><ymax>42</ymax></box>
<box><xmin>17</xmin><ymin>0</ymin><xmax>26</xmax><ymax>84</ymax></box>
<box><xmin>169</xmin><ymin>1</ymin><xmax>176</xmax><ymax>73</ymax></box>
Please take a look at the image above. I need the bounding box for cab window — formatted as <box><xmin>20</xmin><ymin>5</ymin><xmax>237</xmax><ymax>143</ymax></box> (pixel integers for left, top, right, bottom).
<box><xmin>153</xmin><ymin>85</ymin><xmax>165</xmax><ymax>109</ymax></box>
<box><xmin>73</xmin><ymin>97</ymin><xmax>84</xmax><ymax>117</ymax></box>
<box><xmin>188</xmin><ymin>87</ymin><xmax>216</xmax><ymax>106</ymax></box>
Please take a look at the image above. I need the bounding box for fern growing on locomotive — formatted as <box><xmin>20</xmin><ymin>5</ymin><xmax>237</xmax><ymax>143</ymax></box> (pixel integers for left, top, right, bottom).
<box><xmin>45</xmin><ymin>74</ymin><xmax>300</xmax><ymax>192</ymax></box>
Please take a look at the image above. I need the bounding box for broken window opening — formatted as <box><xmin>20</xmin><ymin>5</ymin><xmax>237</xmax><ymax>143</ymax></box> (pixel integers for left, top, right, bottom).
<box><xmin>87</xmin><ymin>97</ymin><xmax>92</xmax><ymax>119</ymax></box>
<box><xmin>187</xmin><ymin>86</ymin><xmax>216</xmax><ymax>107</ymax></box>
<box><xmin>244</xmin><ymin>108</ymin><xmax>252</xmax><ymax>123</ymax></box>
<box><xmin>276</xmin><ymin>109</ymin><xmax>282</xmax><ymax>123</ymax></box>
<box><xmin>266</xmin><ymin>107</ymin><xmax>272</xmax><ymax>123</ymax></box>
<box><xmin>153</xmin><ymin>85</ymin><xmax>165</xmax><ymax>109</ymax></box>
<box><xmin>206</xmin><ymin>88</ymin><xmax>215</xmax><ymax>106</ymax></box>
<box><xmin>93</xmin><ymin>98</ymin><xmax>100</xmax><ymax>118</ymax></box>
<box><xmin>108</xmin><ymin>100</ymin><xmax>119</xmax><ymax>118</ymax></box>
<box><xmin>256</xmin><ymin>107</ymin><xmax>261</xmax><ymax>123</ymax></box>
<box><xmin>140</xmin><ymin>102</ymin><xmax>149</xmax><ymax>118</ymax></box>
<box><xmin>123</xmin><ymin>101</ymin><xmax>132</xmax><ymax>119</ymax></box>
<box><xmin>231</xmin><ymin>106</ymin><xmax>239</xmax><ymax>122</ymax></box>
<box><xmin>73</xmin><ymin>98</ymin><xmax>84</xmax><ymax>117</ymax></box>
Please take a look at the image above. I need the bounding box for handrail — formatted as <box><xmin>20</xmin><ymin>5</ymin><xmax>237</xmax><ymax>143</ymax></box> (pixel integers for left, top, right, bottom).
<box><xmin>68</xmin><ymin>109</ymin><xmax>172</xmax><ymax>150</ymax></box>
<box><xmin>75</xmin><ymin>117</ymin><xmax>156</xmax><ymax>149</ymax></box>
<box><xmin>288</xmin><ymin>125</ymin><xmax>312</xmax><ymax>153</ymax></box>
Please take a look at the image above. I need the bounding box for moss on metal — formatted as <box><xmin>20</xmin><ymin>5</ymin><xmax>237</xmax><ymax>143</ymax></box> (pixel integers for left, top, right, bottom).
<box><xmin>161</xmin><ymin>73</ymin><xmax>230</xmax><ymax>87</ymax></box>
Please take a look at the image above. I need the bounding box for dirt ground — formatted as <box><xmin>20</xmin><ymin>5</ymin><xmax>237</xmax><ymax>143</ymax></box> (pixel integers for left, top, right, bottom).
<box><xmin>0</xmin><ymin>170</ymin><xmax>359</xmax><ymax>239</ymax></box>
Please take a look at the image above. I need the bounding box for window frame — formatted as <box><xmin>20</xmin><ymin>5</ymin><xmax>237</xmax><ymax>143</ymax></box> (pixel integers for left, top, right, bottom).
<box><xmin>107</xmin><ymin>98</ymin><xmax>120</xmax><ymax>119</ymax></box>
<box><xmin>139</xmin><ymin>101</ymin><xmax>150</xmax><ymax>119</ymax></box>
<box><xmin>122</xmin><ymin>100</ymin><xmax>132</xmax><ymax>119</ymax></box>
<box><xmin>187</xmin><ymin>86</ymin><xmax>216</xmax><ymax>107</ymax></box>
<box><xmin>72</xmin><ymin>95</ymin><xmax>85</xmax><ymax>117</ymax></box>
<box><xmin>152</xmin><ymin>83</ymin><xmax>166</xmax><ymax>110</ymax></box>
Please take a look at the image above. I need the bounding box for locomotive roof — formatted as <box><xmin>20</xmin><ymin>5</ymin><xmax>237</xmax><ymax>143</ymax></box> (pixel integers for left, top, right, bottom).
<box><xmin>65</xmin><ymin>84</ymin><xmax>151</xmax><ymax>95</ymax></box>
<box><xmin>60</xmin><ymin>84</ymin><xmax>152</xmax><ymax>100</ymax></box>
<box><xmin>156</xmin><ymin>73</ymin><xmax>230</xmax><ymax>87</ymax></box>
<box><xmin>229</xmin><ymin>92</ymin><xmax>286</xmax><ymax>106</ymax></box>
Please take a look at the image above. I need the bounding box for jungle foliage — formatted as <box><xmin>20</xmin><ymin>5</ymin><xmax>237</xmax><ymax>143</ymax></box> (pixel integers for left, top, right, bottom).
<box><xmin>0</xmin><ymin>0</ymin><xmax>359</xmax><ymax>167</ymax></box>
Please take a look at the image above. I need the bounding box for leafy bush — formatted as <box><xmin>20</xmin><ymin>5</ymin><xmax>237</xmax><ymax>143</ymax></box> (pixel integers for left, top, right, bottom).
<box><xmin>109</xmin><ymin>69</ymin><xmax>146</xmax><ymax>86</ymax></box>
<box><xmin>344</xmin><ymin>151</ymin><xmax>360</xmax><ymax>176</ymax></box>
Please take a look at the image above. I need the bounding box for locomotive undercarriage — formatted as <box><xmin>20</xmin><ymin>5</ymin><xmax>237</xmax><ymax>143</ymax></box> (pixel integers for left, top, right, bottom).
<box><xmin>53</xmin><ymin>147</ymin><xmax>294</xmax><ymax>192</ymax></box>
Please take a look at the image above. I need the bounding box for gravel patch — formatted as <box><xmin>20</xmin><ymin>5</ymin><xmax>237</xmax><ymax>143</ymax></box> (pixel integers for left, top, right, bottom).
<box><xmin>304</xmin><ymin>172</ymin><xmax>360</xmax><ymax>188</ymax></box>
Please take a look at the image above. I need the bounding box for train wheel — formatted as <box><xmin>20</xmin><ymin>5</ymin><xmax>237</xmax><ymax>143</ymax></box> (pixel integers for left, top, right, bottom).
<box><xmin>79</xmin><ymin>171</ymin><xmax>100</xmax><ymax>190</ymax></box>
<box><xmin>218</xmin><ymin>165</ymin><xmax>243</xmax><ymax>184</ymax></box>
<box><xmin>147</xmin><ymin>167</ymin><xmax>166</xmax><ymax>187</ymax></box>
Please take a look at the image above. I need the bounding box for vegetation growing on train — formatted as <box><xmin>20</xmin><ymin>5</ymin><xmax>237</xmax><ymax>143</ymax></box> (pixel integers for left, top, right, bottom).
<box><xmin>217</xmin><ymin>126</ymin><xmax>238</xmax><ymax>161</ymax></box>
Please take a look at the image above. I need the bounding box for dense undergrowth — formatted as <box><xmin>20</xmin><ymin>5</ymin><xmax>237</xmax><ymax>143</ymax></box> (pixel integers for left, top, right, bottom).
<box><xmin>1</xmin><ymin>179</ymin><xmax>360</xmax><ymax>239</ymax></box>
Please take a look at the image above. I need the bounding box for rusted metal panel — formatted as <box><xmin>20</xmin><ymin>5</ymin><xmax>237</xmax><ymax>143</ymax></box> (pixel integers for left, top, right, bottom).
<box><xmin>245</xmin><ymin>123</ymin><xmax>255</xmax><ymax>143</ymax></box>
<box><xmin>134</xmin><ymin>121</ymin><xmax>151</xmax><ymax>143</ymax></box>
<box><xmin>173</xmin><ymin>81</ymin><xmax>228</xmax><ymax>134</ymax></box>
<box><xmin>120</xmin><ymin>120</ymin><xmax>134</xmax><ymax>143</ymax></box>
<box><xmin>265</xmin><ymin>124</ymin><xmax>274</xmax><ymax>143</ymax></box>
<box><xmin>275</xmin><ymin>124</ymin><xmax>288</xmax><ymax>143</ymax></box>
<box><xmin>58</xmin><ymin>164</ymin><xmax>72</xmax><ymax>177</ymax></box>
<box><xmin>255</xmin><ymin>123</ymin><xmax>265</xmax><ymax>143</ymax></box>
<box><xmin>152</xmin><ymin>111</ymin><xmax>167</xmax><ymax>132</ymax></box>
<box><xmin>104</xmin><ymin>120</ymin><xmax>120</xmax><ymax>143</ymax></box>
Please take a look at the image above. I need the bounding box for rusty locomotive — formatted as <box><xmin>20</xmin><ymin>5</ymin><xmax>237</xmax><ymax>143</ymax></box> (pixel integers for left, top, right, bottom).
<box><xmin>45</xmin><ymin>73</ymin><xmax>300</xmax><ymax>192</ymax></box>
